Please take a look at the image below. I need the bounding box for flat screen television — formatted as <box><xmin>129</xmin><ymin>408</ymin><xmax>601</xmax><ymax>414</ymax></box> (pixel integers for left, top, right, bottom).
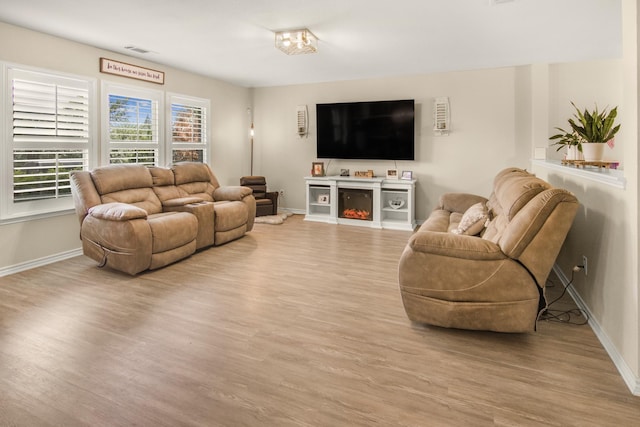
<box><xmin>316</xmin><ymin>99</ymin><xmax>415</xmax><ymax>160</ymax></box>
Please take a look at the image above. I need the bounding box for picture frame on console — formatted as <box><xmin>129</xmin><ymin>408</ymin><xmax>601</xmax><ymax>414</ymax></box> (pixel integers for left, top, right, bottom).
<box><xmin>312</xmin><ymin>162</ymin><xmax>325</xmax><ymax>177</ymax></box>
<box><xmin>386</xmin><ymin>169</ymin><xmax>398</xmax><ymax>179</ymax></box>
<box><xmin>317</xmin><ymin>194</ymin><xmax>329</xmax><ymax>204</ymax></box>
<box><xmin>401</xmin><ymin>170</ymin><xmax>413</xmax><ymax>180</ymax></box>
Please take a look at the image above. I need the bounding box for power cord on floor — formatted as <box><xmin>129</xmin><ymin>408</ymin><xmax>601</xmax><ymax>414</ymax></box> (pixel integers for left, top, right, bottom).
<box><xmin>539</xmin><ymin>267</ymin><xmax>590</xmax><ymax>325</ymax></box>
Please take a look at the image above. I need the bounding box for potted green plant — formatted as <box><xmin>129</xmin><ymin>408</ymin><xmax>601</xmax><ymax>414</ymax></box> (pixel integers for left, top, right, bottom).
<box><xmin>549</xmin><ymin>128</ymin><xmax>582</xmax><ymax>160</ymax></box>
<box><xmin>567</xmin><ymin>101</ymin><xmax>620</xmax><ymax>161</ymax></box>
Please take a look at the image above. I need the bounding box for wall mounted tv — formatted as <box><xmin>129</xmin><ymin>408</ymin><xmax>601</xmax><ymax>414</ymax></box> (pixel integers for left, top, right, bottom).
<box><xmin>316</xmin><ymin>99</ymin><xmax>415</xmax><ymax>160</ymax></box>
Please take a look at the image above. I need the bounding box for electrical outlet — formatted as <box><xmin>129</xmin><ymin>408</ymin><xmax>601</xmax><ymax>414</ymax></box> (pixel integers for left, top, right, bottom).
<box><xmin>582</xmin><ymin>255</ymin><xmax>588</xmax><ymax>276</ymax></box>
<box><xmin>279</xmin><ymin>189</ymin><xmax>285</xmax><ymax>198</ymax></box>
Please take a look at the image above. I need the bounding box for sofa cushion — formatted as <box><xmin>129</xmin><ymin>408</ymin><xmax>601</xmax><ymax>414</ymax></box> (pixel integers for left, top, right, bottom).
<box><xmin>91</xmin><ymin>164</ymin><xmax>153</xmax><ymax>194</ymax></box>
<box><xmin>152</xmin><ymin>184</ymin><xmax>185</xmax><ymax>203</ymax></box>
<box><xmin>170</xmin><ymin>163</ymin><xmax>216</xmax><ymax>201</ymax></box>
<box><xmin>482</xmin><ymin>214</ymin><xmax>508</xmax><ymax>244</ymax></box>
<box><xmin>100</xmin><ymin>188</ymin><xmax>163</xmax><ymax>215</ymax></box>
<box><xmin>147</xmin><ymin>212</ymin><xmax>198</xmax><ymax>253</ymax></box>
<box><xmin>173</xmin><ymin>162</ymin><xmax>211</xmax><ymax>184</ymax></box>
<box><xmin>91</xmin><ymin>165</ymin><xmax>163</xmax><ymax>215</ymax></box>
<box><xmin>178</xmin><ymin>181</ymin><xmax>215</xmax><ymax>202</ymax></box>
<box><xmin>148</xmin><ymin>166</ymin><xmax>176</xmax><ymax>186</ymax></box>
<box><xmin>494</xmin><ymin>175</ymin><xmax>549</xmax><ymax>221</ymax></box>
<box><xmin>250</xmin><ymin>185</ymin><xmax>267</xmax><ymax>198</ymax></box>
<box><xmin>214</xmin><ymin>201</ymin><xmax>248</xmax><ymax>232</ymax></box>
<box><xmin>482</xmin><ymin>173</ymin><xmax>550</xmax><ymax>244</ymax></box>
<box><xmin>450</xmin><ymin>202</ymin><xmax>489</xmax><ymax>236</ymax></box>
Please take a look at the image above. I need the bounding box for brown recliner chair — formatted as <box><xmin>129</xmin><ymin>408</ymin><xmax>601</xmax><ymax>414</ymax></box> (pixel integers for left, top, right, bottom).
<box><xmin>398</xmin><ymin>167</ymin><xmax>579</xmax><ymax>333</ymax></box>
<box><xmin>240</xmin><ymin>176</ymin><xmax>278</xmax><ymax>216</ymax></box>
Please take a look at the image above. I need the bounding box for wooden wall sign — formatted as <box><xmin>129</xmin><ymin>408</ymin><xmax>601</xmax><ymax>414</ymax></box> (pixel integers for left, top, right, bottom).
<box><xmin>99</xmin><ymin>58</ymin><xmax>165</xmax><ymax>85</ymax></box>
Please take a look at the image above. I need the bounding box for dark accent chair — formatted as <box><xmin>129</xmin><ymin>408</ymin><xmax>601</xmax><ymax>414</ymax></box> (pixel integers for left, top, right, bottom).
<box><xmin>240</xmin><ymin>176</ymin><xmax>278</xmax><ymax>217</ymax></box>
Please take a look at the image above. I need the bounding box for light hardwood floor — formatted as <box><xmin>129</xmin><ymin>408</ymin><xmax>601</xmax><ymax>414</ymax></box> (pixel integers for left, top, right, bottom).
<box><xmin>1</xmin><ymin>214</ymin><xmax>638</xmax><ymax>426</ymax></box>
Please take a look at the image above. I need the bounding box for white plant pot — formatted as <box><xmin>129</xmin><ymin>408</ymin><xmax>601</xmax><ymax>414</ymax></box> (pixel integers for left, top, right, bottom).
<box><xmin>582</xmin><ymin>143</ymin><xmax>606</xmax><ymax>162</ymax></box>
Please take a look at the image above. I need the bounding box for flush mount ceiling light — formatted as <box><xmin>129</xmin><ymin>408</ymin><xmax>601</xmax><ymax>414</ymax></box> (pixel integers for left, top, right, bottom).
<box><xmin>274</xmin><ymin>28</ymin><xmax>318</xmax><ymax>55</ymax></box>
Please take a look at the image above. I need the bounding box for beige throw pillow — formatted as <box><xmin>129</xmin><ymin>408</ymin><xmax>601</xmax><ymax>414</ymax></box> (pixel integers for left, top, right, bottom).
<box><xmin>451</xmin><ymin>202</ymin><xmax>489</xmax><ymax>236</ymax></box>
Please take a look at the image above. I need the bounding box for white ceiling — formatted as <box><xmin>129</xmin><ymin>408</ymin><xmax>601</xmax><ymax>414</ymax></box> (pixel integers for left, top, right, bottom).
<box><xmin>0</xmin><ymin>0</ymin><xmax>622</xmax><ymax>87</ymax></box>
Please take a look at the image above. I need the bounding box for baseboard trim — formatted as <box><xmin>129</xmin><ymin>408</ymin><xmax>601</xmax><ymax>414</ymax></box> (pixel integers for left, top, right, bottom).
<box><xmin>279</xmin><ymin>208</ymin><xmax>306</xmax><ymax>215</ymax></box>
<box><xmin>0</xmin><ymin>248</ymin><xmax>83</xmax><ymax>278</ymax></box>
<box><xmin>283</xmin><ymin>208</ymin><xmax>425</xmax><ymax>225</ymax></box>
<box><xmin>552</xmin><ymin>264</ymin><xmax>640</xmax><ymax>396</ymax></box>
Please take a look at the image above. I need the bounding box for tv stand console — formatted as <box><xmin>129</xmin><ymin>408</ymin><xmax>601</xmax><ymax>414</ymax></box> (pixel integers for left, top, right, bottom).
<box><xmin>304</xmin><ymin>176</ymin><xmax>416</xmax><ymax>231</ymax></box>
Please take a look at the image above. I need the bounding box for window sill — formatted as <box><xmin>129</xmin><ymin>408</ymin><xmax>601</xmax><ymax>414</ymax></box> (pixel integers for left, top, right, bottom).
<box><xmin>530</xmin><ymin>159</ymin><xmax>626</xmax><ymax>190</ymax></box>
<box><xmin>0</xmin><ymin>208</ymin><xmax>76</xmax><ymax>225</ymax></box>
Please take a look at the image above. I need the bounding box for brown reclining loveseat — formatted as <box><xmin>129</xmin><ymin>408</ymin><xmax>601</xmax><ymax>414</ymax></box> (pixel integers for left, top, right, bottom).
<box><xmin>398</xmin><ymin>167</ymin><xmax>579</xmax><ymax>332</ymax></box>
<box><xmin>70</xmin><ymin>162</ymin><xmax>255</xmax><ymax>275</ymax></box>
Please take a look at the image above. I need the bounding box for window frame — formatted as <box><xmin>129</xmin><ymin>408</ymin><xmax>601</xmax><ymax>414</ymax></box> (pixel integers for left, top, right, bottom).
<box><xmin>166</xmin><ymin>93</ymin><xmax>210</xmax><ymax>164</ymax></box>
<box><xmin>1</xmin><ymin>64</ymin><xmax>213</xmax><ymax>224</ymax></box>
<box><xmin>1</xmin><ymin>62</ymin><xmax>97</xmax><ymax>222</ymax></box>
<box><xmin>101</xmin><ymin>81</ymin><xmax>164</xmax><ymax>166</ymax></box>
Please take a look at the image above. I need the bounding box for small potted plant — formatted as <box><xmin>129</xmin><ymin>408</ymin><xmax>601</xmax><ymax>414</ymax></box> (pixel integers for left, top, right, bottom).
<box><xmin>565</xmin><ymin>102</ymin><xmax>620</xmax><ymax>161</ymax></box>
<box><xmin>549</xmin><ymin>128</ymin><xmax>582</xmax><ymax>160</ymax></box>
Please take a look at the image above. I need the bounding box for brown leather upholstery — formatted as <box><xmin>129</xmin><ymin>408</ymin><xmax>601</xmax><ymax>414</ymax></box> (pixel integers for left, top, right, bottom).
<box><xmin>170</xmin><ymin>162</ymin><xmax>256</xmax><ymax>239</ymax></box>
<box><xmin>71</xmin><ymin>164</ymin><xmax>198</xmax><ymax>275</ymax></box>
<box><xmin>398</xmin><ymin>167</ymin><xmax>579</xmax><ymax>333</ymax></box>
<box><xmin>240</xmin><ymin>176</ymin><xmax>278</xmax><ymax>216</ymax></box>
<box><xmin>70</xmin><ymin>163</ymin><xmax>256</xmax><ymax>275</ymax></box>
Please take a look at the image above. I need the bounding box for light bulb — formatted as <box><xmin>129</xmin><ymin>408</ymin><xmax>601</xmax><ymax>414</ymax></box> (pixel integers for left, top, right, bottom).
<box><xmin>281</xmin><ymin>33</ymin><xmax>291</xmax><ymax>47</ymax></box>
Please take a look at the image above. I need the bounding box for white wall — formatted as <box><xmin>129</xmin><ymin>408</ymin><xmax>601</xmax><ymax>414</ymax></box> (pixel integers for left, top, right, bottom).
<box><xmin>0</xmin><ymin>22</ymin><xmax>251</xmax><ymax>271</ymax></box>
<box><xmin>530</xmin><ymin>0</ymin><xmax>638</xmax><ymax>393</ymax></box>
<box><xmin>252</xmin><ymin>67</ymin><xmax>531</xmax><ymax>220</ymax></box>
<box><xmin>546</xmin><ymin>61</ymin><xmax>626</xmax><ymax>162</ymax></box>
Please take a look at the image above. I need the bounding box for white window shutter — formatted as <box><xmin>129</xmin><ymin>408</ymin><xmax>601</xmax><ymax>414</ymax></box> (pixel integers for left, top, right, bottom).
<box><xmin>168</xmin><ymin>94</ymin><xmax>209</xmax><ymax>163</ymax></box>
<box><xmin>9</xmin><ymin>70</ymin><xmax>90</xmax><ymax>207</ymax></box>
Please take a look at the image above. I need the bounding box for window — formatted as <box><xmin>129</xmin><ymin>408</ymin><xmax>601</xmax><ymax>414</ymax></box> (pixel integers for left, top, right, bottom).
<box><xmin>102</xmin><ymin>82</ymin><xmax>162</xmax><ymax>165</ymax></box>
<box><xmin>2</xmin><ymin>65</ymin><xmax>95</xmax><ymax>220</ymax></box>
<box><xmin>168</xmin><ymin>94</ymin><xmax>209</xmax><ymax>163</ymax></box>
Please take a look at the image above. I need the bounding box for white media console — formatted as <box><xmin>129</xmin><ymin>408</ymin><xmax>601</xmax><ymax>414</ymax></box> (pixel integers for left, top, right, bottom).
<box><xmin>304</xmin><ymin>176</ymin><xmax>416</xmax><ymax>231</ymax></box>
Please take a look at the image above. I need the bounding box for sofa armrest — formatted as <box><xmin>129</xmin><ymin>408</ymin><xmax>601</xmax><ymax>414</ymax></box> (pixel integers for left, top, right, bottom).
<box><xmin>162</xmin><ymin>197</ymin><xmax>204</xmax><ymax>207</ymax></box>
<box><xmin>438</xmin><ymin>193</ymin><xmax>488</xmax><ymax>214</ymax></box>
<box><xmin>265</xmin><ymin>191</ymin><xmax>279</xmax><ymax>212</ymax></box>
<box><xmin>88</xmin><ymin>203</ymin><xmax>148</xmax><ymax>221</ymax></box>
<box><xmin>214</xmin><ymin>186</ymin><xmax>253</xmax><ymax>201</ymax></box>
<box><xmin>408</xmin><ymin>231</ymin><xmax>505</xmax><ymax>261</ymax></box>
<box><xmin>163</xmin><ymin>201</ymin><xmax>215</xmax><ymax>249</ymax></box>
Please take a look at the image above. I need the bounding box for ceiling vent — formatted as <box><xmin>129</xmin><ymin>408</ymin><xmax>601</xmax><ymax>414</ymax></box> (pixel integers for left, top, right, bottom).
<box><xmin>124</xmin><ymin>45</ymin><xmax>150</xmax><ymax>54</ymax></box>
